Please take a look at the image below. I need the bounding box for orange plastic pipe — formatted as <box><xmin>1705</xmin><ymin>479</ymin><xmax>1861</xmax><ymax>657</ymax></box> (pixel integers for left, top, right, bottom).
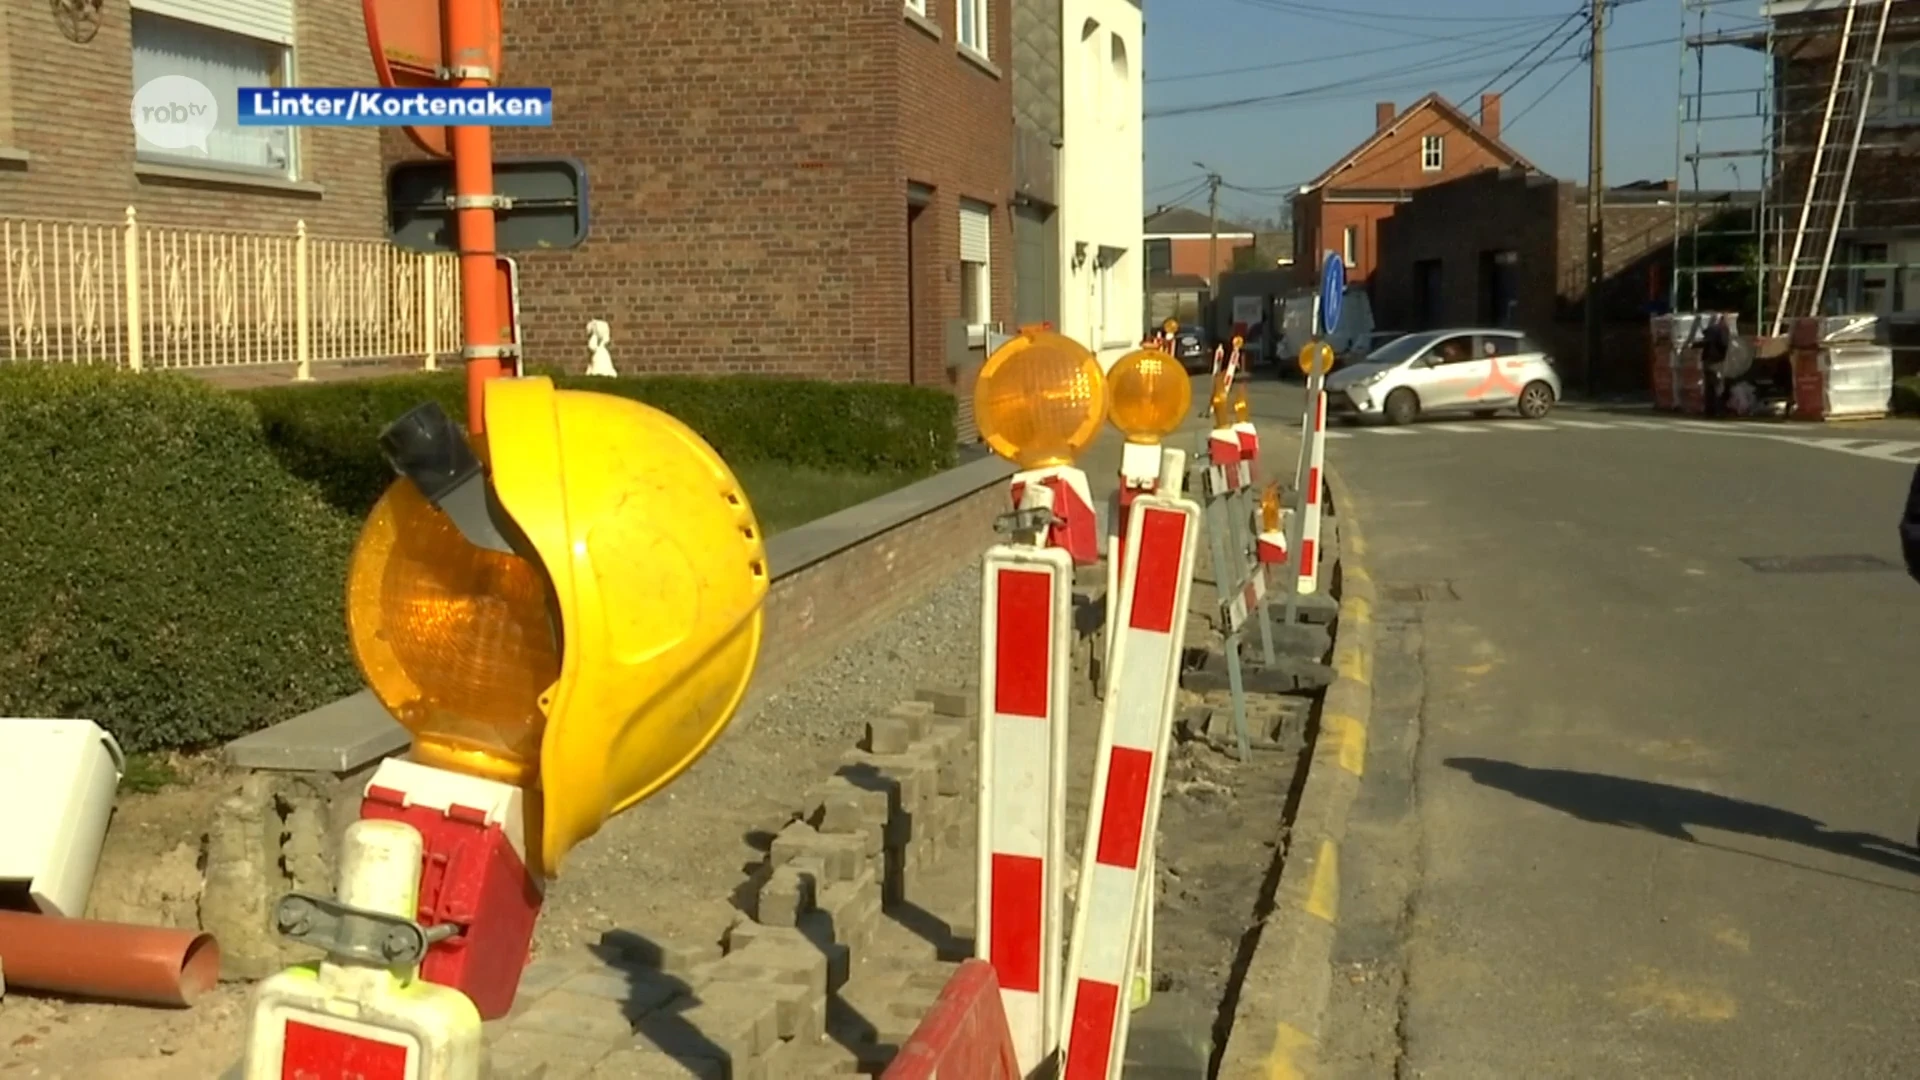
<box><xmin>0</xmin><ymin>910</ymin><xmax>220</xmax><ymax>1007</ymax></box>
<box><xmin>446</xmin><ymin>0</ymin><xmax>503</xmax><ymax>435</ymax></box>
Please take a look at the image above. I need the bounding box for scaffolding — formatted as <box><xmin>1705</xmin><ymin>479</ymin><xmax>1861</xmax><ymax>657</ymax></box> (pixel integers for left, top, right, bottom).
<box><xmin>1673</xmin><ymin>0</ymin><xmax>1906</xmax><ymax>337</ymax></box>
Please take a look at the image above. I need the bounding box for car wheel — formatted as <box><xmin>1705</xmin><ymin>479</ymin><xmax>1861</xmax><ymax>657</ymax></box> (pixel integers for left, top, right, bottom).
<box><xmin>1383</xmin><ymin>388</ymin><xmax>1420</xmax><ymax>426</ymax></box>
<box><xmin>1517</xmin><ymin>380</ymin><xmax>1556</xmax><ymax>419</ymax></box>
<box><xmin>1473</xmin><ymin>409</ymin><xmax>1499</xmax><ymax>419</ymax></box>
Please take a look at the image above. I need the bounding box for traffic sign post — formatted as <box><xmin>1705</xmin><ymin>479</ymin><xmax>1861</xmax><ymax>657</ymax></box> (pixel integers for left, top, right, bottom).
<box><xmin>1319</xmin><ymin>251</ymin><xmax>1345</xmax><ymax>339</ymax></box>
<box><xmin>1283</xmin><ymin>341</ymin><xmax>1335</xmax><ymax>628</ymax></box>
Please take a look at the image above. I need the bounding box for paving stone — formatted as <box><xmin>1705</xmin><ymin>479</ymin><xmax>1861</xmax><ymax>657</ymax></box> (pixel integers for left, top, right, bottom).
<box><xmin>489</xmin><ymin>1028</ymin><xmax>612</xmax><ymax>1079</ymax></box>
<box><xmin>814</xmin><ymin>867</ymin><xmax>879</xmax><ymax>950</ymax></box>
<box><xmin>769</xmin><ymin>822</ymin><xmax>865</xmax><ymax>882</ymax></box>
<box><xmin>886</xmin><ymin>702</ymin><xmax>934</xmax><ymax>742</ymax></box>
<box><xmin>512</xmin><ymin>988</ymin><xmax>639</xmax><ymax>1044</ymax></box>
<box><xmin>862</xmin><ymin>715</ymin><xmax>916</xmax><ymax>756</ymax></box>
<box><xmin>555</xmin><ymin>967</ymin><xmax>685</xmax><ymax>1017</ymax></box>
<box><xmin>642</xmin><ymin>980</ymin><xmax>781</xmax><ymax>1064</ymax></box>
<box><xmin>597</xmin><ymin>925</ymin><xmax>727</xmax><ymax>977</ymax></box>
<box><xmin>755</xmin><ymin>861</ymin><xmax>819</xmax><ymax>927</ymax></box>
<box><xmin>771</xmin><ymin>1037</ymin><xmax>868</xmax><ymax>1078</ymax></box>
<box><xmin>915</xmin><ymin>721</ymin><xmax>972</xmax><ymax>796</ymax></box>
<box><xmin>914</xmin><ymin>685</ymin><xmax>977</xmax><ymax>718</ymax></box>
<box><xmin>589</xmin><ymin>1047</ymin><xmax>724</xmax><ymax>1079</ymax></box>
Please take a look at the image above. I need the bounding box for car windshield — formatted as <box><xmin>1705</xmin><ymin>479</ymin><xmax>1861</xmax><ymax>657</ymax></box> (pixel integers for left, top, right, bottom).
<box><xmin>1365</xmin><ymin>332</ymin><xmax>1439</xmax><ymax>366</ymax></box>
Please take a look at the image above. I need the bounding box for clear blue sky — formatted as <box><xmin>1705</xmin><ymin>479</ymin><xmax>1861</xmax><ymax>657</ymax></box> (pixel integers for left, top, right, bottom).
<box><xmin>1143</xmin><ymin>0</ymin><xmax>1769</xmax><ymax>227</ymax></box>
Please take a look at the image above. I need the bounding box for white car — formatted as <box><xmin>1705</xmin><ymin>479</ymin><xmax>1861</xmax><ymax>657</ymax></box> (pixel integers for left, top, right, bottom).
<box><xmin>1323</xmin><ymin>328</ymin><xmax>1562</xmax><ymax>425</ymax></box>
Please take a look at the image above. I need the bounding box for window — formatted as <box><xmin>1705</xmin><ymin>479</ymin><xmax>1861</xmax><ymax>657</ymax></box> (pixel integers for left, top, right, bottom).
<box><xmin>132</xmin><ymin>11</ymin><xmax>294</xmax><ymax>177</ymax></box>
<box><xmin>1480</xmin><ymin>334</ymin><xmax>1520</xmax><ymax>357</ymax></box>
<box><xmin>960</xmin><ymin>202</ymin><xmax>992</xmax><ymax>340</ymax></box>
<box><xmin>1146</xmin><ymin>238</ymin><xmax>1172</xmax><ymax>275</ymax></box>
<box><xmin>959</xmin><ymin>0</ymin><xmax>988</xmax><ymax>56</ymax></box>
<box><xmin>905</xmin><ymin>0</ymin><xmax>926</xmax><ymax>14</ymax></box>
<box><xmin>1342</xmin><ymin>225</ymin><xmax>1358</xmax><ymax>269</ymax></box>
<box><xmin>1866</xmin><ymin>45</ymin><xmax>1920</xmax><ymax>124</ymax></box>
<box><xmin>1421</xmin><ymin>134</ymin><xmax>1444</xmax><ymax>171</ymax></box>
<box><xmin>1109</xmin><ymin>36</ymin><xmax>1129</xmax><ymax>127</ymax></box>
<box><xmin>1429</xmin><ymin>334</ymin><xmax>1477</xmax><ymax>364</ymax></box>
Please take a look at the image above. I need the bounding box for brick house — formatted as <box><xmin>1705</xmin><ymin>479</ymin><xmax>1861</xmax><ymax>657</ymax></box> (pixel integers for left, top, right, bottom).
<box><xmin>1373</xmin><ymin>168</ymin><xmax>1748</xmax><ymax>393</ymax></box>
<box><xmin>1143</xmin><ymin>206</ymin><xmax>1253</xmax><ymax>287</ymax></box>
<box><xmin>0</xmin><ymin>0</ymin><xmax>407</xmax><ymax>372</ymax></box>
<box><xmin>393</xmin><ymin>0</ymin><xmax>1014</xmax><ymax>400</ymax></box>
<box><xmin>1290</xmin><ymin>92</ymin><xmax>1535</xmax><ymax>287</ymax></box>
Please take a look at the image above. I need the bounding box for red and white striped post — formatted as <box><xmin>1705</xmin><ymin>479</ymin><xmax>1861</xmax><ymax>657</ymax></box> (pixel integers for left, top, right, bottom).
<box><xmin>1294</xmin><ymin>386</ymin><xmax>1328</xmax><ymax>595</ymax></box>
<box><xmin>1061</xmin><ymin>494</ymin><xmax>1201</xmax><ymax>1080</ymax></box>
<box><xmin>976</xmin><ymin>535</ymin><xmax>1074</xmax><ymax>1074</ymax></box>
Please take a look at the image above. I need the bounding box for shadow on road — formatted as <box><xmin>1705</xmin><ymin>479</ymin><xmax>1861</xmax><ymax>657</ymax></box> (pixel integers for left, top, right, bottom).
<box><xmin>1446</xmin><ymin>757</ymin><xmax>1920</xmax><ymax>879</ymax></box>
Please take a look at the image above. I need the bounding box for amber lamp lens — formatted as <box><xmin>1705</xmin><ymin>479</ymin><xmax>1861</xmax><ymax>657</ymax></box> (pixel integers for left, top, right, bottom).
<box><xmin>1163</xmin><ymin>319</ymin><xmax>1179</xmax><ymax>335</ymax></box>
<box><xmin>1209</xmin><ymin>371</ymin><xmax>1233</xmax><ymax>429</ymax></box>
<box><xmin>1232</xmin><ymin>382</ymin><xmax>1251</xmax><ymax>424</ymax></box>
<box><xmin>973</xmin><ymin>329</ymin><xmax>1107</xmax><ymax>469</ymax></box>
<box><xmin>1107</xmin><ymin>348</ymin><xmax>1192</xmax><ymax>443</ymax></box>
<box><xmin>346</xmin><ymin>477</ymin><xmax>561</xmax><ymax>784</ymax></box>
<box><xmin>1261</xmin><ymin>485</ymin><xmax>1281</xmax><ymax>532</ymax></box>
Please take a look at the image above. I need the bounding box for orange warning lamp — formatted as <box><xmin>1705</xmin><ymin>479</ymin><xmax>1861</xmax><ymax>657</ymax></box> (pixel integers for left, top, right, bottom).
<box><xmin>1231</xmin><ymin>380</ymin><xmax>1252</xmax><ymax>425</ymax></box>
<box><xmin>1106</xmin><ymin>348</ymin><xmax>1191</xmax><ymax>445</ymax></box>
<box><xmin>1260</xmin><ymin>484</ymin><xmax>1282</xmax><ymax>532</ymax></box>
<box><xmin>346</xmin><ymin>377</ymin><xmax>769</xmax><ymax>876</ymax></box>
<box><xmin>973</xmin><ymin>326</ymin><xmax>1107</xmax><ymax>470</ymax></box>
<box><xmin>1162</xmin><ymin>318</ymin><xmax>1179</xmax><ymax>336</ymax></box>
<box><xmin>1208</xmin><ymin>369</ymin><xmax>1234</xmax><ymax>429</ymax></box>
<box><xmin>1232</xmin><ymin>335</ymin><xmax>1245</xmax><ymax>351</ymax></box>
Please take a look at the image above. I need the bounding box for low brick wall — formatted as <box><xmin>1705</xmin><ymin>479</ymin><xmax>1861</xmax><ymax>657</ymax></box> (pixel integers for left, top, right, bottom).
<box><xmin>753</xmin><ymin>454</ymin><xmax>1012</xmax><ymax>692</ymax></box>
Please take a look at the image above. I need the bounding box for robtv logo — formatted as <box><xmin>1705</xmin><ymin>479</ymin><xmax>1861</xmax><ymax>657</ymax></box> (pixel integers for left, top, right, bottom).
<box><xmin>131</xmin><ymin>76</ymin><xmax>218</xmax><ymax>153</ymax></box>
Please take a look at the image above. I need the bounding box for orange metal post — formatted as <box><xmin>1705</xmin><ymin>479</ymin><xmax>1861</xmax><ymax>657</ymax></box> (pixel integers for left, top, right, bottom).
<box><xmin>445</xmin><ymin>0</ymin><xmax>503</xmax><ymax>435</ymax></box>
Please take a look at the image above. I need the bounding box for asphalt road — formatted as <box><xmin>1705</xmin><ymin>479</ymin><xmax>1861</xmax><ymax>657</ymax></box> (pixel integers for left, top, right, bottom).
<box><xmin>1245</xmin><ymin>377</ymin><xmax>1920</xmax><ymax>1079</ymax></box>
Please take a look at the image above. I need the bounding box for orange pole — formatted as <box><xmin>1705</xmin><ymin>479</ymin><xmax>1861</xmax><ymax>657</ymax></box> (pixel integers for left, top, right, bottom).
<box><xmin>446</xmin><ymin>0</ymin><xmax>502</xmax><ymax>436</ymax></box>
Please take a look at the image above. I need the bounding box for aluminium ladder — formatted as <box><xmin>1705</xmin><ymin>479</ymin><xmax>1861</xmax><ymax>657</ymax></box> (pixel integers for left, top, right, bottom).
<box><xmin>1769</xmin><ymin>0</ymin><xmax>1896</xmax><ymax>338</ymax></box>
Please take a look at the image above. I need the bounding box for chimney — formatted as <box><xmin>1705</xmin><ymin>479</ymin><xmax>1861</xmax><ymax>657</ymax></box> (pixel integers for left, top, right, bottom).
<box><xmin>1479</xmin><ymin>92</ymin><xmax>1502</xmax><ymax>138</ymax></box>
<box><xmin>1375</xmin><ymin>101</ymin><xmax>1394</xmax><ymax>131</ymax></box>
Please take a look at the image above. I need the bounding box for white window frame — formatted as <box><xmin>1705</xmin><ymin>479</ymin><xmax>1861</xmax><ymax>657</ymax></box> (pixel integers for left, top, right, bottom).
<box><xmin>960</xmin><ymin>202</ymin><xmax>992</xmax><ymax>343</ymax></box>
<box><xmin>131</xmin><ymin>8</ymin><xmax>298</xmax><ymax>179</ymax></box>
<box><xmin>1421</xmin><ymin>134</ymin><xmax>1444</xmax><ymax>172</ymax></box>
<box><xmin>1342</xmin><ymin>225</ymin><xmax>1359</xmax><ymax>269</ymax></box>
<box><xmin>904</xmin><ymin>0</ymin><xmax>926</xmax><ymax>15</ymax></box>
<box><xmin>959</xmin><ymin>0</ymin><xmax>989</xmax><ymax>58</ymax></box>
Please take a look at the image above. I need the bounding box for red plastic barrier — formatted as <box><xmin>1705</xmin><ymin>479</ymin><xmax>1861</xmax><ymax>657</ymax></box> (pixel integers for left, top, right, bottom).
<box><xmin>883</xmin><ymin>960</ymin><xmax>1023</xmax><ymax>1080</ymax></box>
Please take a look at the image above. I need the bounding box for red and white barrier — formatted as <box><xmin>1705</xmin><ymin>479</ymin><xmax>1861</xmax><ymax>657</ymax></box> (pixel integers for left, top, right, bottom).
<box><xmin>884</xmin><ymin>960</ymin><xmax>1023</xmax><ymax>1080</ymax></box>
<box><xmin>1061</xmin><ymin>494</ymin><xmax>1201</xmax><ymax>1080</ymax></box>
<box><xmin>975</xmin><ymin>544</ymin><xmax>1074</xmax><ymax>1075</ymax></box>
<box><xmin>1102</xmin><ymin>442</ymin><xmax>1164</xmax><ymax>659</ymax></box>
<box><xmin>1206</xmin><ymin>428</ymin><xmax>1243</xmax><ymax>492</ymax></box>
<box><xmin>1009</xmin><ymin>466</ymin><xmax>1100</xmax><ymax>566</ymax></box>
<box><xmin>1295</xmin><ymin>388</ymin><xmax>1327</xmax><ymax>594</ymax></box>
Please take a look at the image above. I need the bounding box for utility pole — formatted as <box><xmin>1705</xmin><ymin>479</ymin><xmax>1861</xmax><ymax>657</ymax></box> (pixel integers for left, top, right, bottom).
<box><xmin>1583</xmin><ymin>0</ymin><xmax>1606</xmax><ymax>398</ymax></box>
<box><xmin>1205</xmin><ymin>171</ymin><xmax>1222</xmax><ymax>290</ymax></box>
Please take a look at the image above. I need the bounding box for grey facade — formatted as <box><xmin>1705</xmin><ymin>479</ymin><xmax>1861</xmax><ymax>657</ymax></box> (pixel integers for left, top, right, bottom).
<box><xmin>1012</xmin><ymin>0</ymin><xmax>1062</xmax><ymax>329</ymax></box>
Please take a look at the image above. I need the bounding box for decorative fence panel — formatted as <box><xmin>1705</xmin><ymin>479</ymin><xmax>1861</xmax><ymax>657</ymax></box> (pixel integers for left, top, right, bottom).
<box><xmin>1</xmin><ymin>208</ymin><xmax>460</xmax><ymax>377</ymax></box>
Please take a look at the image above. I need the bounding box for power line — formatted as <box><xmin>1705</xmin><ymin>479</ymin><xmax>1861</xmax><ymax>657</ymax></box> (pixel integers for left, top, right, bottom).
<box><xmin>1223</xmin><ymin>0</ymin><xmax>1565</xmax><ymax>48</ymax></box>
<box><xmin>1499</xmin><ymin>46</ymin><xmax>1588</xmax><ymax>130</ymax></box>
<box><xmin>1226</xmin><ymin>0</ymin><xmax>1570</xmax><ymax>26</ymax></box>
<box><xmin>1147</xmin><ymin>32</ymin><xmax>1681</xmax><ymax>120</ymax></box>
<box><xmin>1464</xmin><ymin>3</ymin><xmax>1587</xmax><ymax>104</ymax></box>
<box><xmin>1148</xmin><ymin>22</ymin><xmax>1558</xmax><ymax>85</ymax></box>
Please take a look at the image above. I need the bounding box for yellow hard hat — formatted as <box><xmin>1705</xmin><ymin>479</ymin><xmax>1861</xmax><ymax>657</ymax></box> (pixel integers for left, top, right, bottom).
<box><xmin>347</xmin><ymin>377</ymin><xmax>768</xmax><ymax>877</ymax></box>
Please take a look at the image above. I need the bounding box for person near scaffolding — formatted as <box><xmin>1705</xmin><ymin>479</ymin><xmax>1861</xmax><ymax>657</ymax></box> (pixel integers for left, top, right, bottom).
<box><xmin>1699</xmin><ymin>313</ymin><xmax>1730</xmax><ymax>418</ymax></box>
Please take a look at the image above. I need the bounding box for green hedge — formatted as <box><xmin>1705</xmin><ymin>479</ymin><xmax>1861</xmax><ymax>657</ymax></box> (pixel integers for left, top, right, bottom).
<box><xmin>1895</xmin><ymin>375</ymin><xmax>1920</xmax><ymax>416</ymax></box>
<box><xmin>247</xmin><ymin>372</ymin><xmax>958</xmax><ymax>518</ymax></box>
<box><xmin>0</xmin><ymin>366</ymin><xmax>362</xmax><ymax>753</ymax></box>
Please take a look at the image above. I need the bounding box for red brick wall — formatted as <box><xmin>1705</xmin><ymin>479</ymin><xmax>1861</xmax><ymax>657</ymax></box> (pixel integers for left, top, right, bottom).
<box><xmin>384</xmin><ymin>0</ymin><xmax>1012</xmax><ymax>386</ymax></box>
<box><xmin>1159</xmin><ymin>235</ymin><xmax>1251</xmax><ymax>281</ymax></box>
<box><xmin>0</xmin><ymin>0</ymin><xmax>383</xmax><ymax>236</ymax></box>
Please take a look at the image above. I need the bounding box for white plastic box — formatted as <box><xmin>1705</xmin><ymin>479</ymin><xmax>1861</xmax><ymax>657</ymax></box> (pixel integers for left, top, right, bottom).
<box><xmin>0</xmin><ymin>718</ymin><xmax>125</xmax><ymax>916</ymax></box>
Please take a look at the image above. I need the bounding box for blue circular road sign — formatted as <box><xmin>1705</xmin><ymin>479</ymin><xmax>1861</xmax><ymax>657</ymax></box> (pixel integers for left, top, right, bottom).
<box><xmin>1320</xmin><ymin>251</ymin><xmax>1346</xmax><ymax>337</ymax></box>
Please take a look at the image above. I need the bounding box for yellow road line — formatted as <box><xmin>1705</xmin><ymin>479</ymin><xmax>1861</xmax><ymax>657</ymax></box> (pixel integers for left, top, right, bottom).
<box><xmin>1264</xmin><ymin>1022</ymin><xmax>1315</xmax><ymax>1080</ymax></box>
<box><xmin>1327</xmin><ymin>714</ymin><xmax>1366</xmax><ymax>775</ymax></box>
<box><xmin>1304</xmin><ymin>839</ymin><xmax>1338</xmax><ymax>922</ymax></box>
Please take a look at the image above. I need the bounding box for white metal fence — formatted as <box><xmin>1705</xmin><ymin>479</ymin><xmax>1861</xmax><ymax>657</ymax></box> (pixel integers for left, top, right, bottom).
<box><xmin>0</xmin><ymin>208</ymin><xmax>461</xmax><ymax>377</ymax></box>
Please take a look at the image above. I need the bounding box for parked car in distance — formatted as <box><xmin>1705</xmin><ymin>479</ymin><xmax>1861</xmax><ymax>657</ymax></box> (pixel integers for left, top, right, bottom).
<box><xmin>1324</xmin><ymin>328</ymin><xmax>1560</xmax><ymax>425</ymax></box>
<box><xmin>1171</xmin><ymin>327</ymin><xmax>1211</xmax><ymax>372</ymax></box>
